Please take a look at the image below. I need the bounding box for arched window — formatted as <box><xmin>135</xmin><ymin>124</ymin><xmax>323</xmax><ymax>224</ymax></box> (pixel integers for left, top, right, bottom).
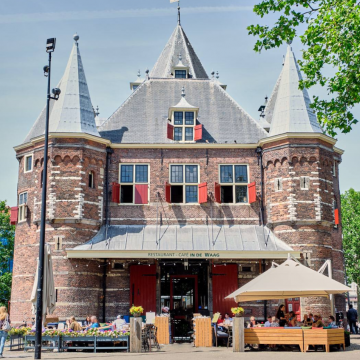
<box><xmin>88</xmin><ymin>171</ymin><xmax>95</xmax><ymax>188</ymax></box>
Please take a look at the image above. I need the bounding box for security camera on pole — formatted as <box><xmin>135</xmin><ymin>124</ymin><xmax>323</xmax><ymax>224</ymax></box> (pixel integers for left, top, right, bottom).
<box><xmin>34</xmin><ymin>38</ymin><xmax>61</xmax><ymax>360</ymax></box>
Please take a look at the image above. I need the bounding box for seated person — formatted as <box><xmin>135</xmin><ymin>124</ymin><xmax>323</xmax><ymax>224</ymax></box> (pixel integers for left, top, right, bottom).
<box><xmin>86</xmin><ymin>316</ymin><xmax>100</xmax><ymax>329</ymax></box>
<box><xmin>113</xmin><ymin>315</ymin><xmax>126</xmax><ymax>330</ymax></box>
<box><xmin>302</xmin><ymin>314</ymin><xmax>313</xmax><ymax>326</ymax></box>
<box><xmin>313</xmin><ymin>315</ymin><xmax>325</xmax><ymax>328</ymax></box>
<box><xmin>216</xmin><ymin>314</ymin><xmax>223</xmax><ymax>325</ymax></box>
<box><xmin>328</xmin><ymin>315</ymin><xmax>337</xmax><ymax>327</ymax></box>
<box><xmin>249</xmin><ymin>316</ymin><xmax>260</xmax><ymax>328</ymax></box>
<box><xmin>223</xmin><ymin>313</ymin><xmax>232</xmax><ymax>325</ymax></box>
<box><xmin>270</xmin><ymin>316</ymin><xmax>279</xmax><ymax>327</ymax></box>
<box><xmin>67</xmin><ymin>316</ymin><xmax>82</xmax><ymax>331</ymax></box>
<box><xmin>264</xmin><ymin>315</ymin><xmax>272</xmax><ymax>327</ymax></box>
<box><xmin>288</xmin><ymin>311</ymin><xmax>297</xmax><ymax>327</ymax></box>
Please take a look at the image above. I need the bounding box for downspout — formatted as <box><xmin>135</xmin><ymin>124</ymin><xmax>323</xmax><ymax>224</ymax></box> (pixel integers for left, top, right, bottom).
<box><xmin>102</xmin><ymin>259</ymin><xmax>107</xmax><ymax>322</ymax></box>
<box><xmin>104</xmin><ymin>147</ymin><xmax>114</xmax><ymax>239</ymax></box>
<box><xmin>255</xmin><ymin>146</ymin><xmax>265</xmax><ymax>226</ymax></box>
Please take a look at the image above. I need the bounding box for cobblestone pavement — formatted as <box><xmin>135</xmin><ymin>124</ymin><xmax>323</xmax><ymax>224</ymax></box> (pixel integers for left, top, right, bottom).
<box><xmin>3</xmin><ymin>334</ymin><xmax>360</xmax><ymax>359</ymax></box>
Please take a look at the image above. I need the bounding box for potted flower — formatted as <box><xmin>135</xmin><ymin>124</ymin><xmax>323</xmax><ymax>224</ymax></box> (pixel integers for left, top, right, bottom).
<box><xmin>130</xmin><ymin>305</ymin><xmax>144</xmax><ymax>317</ymax></box>
<box><xmin>231</xmin><ymin>307</ymin><xmax>244</xmax><ymax>317</ymax></box>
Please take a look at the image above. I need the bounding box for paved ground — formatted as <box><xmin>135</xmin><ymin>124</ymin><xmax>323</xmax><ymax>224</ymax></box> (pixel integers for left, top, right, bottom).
<box><xmin>3</xmin><ymin>334</ymin><xmax>360</xmax><ymax>359</ymax></box>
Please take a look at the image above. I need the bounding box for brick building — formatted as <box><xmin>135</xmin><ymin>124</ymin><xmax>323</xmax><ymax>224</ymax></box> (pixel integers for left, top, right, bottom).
<box><xmin>11</xmin><ymin>18</ymin><xmax>345</xmax><ymax>335</ymax></box>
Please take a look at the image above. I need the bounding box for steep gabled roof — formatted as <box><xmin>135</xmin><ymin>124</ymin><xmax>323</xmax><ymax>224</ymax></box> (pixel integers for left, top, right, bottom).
<box><xmin>268</xmin><ymin>45</ymin><xmax>323</xmax><ymax>136</ymax></box>
<box><xmin>99</xmin><ymin>79</ymin><xmax>268</xmax><ymax>144</ymax></box>
<box><xmin>23</xmin><ymin>35</ymin><xmax>99</xmax><ymax>143</ymax></box>
<box><xmin>150</xmin><ymin>24</ymin><xmax>208</xmax><ymax>79</ymax></box>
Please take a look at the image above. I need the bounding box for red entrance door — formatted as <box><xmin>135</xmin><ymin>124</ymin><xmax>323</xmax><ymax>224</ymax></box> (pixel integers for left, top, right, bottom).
<box><xmin>285</xmin><ymin>298</ymin><xmax>301</xmax><ymax>321</ymax></box>
<box><xmin>212</xmin><ymin>264</ymin><xmax>238</xmax><ymax>316</ymax></box>
<box><xmin>129</xmin><ymin>265</ymin><xmax>157</xmax><ymax>313</ymax></box>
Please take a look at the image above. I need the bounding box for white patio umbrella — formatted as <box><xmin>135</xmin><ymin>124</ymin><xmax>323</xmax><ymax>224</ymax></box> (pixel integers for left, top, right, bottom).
<box><xmin>226</xmin><ymin>257</ymin><xmax>351</xmax><ymax>302</ymax></box>
<box><xmin>31</xmin><ymin>243</ymin><xmax>56</xmax><ymax>321</ymax></box>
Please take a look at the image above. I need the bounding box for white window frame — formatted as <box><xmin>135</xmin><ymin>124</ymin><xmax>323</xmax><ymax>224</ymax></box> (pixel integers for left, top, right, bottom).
<box><xmin>24</xmin><ymin>154</ymin><xmax>33</xmax><ymax>173</ymax></box>
<box><xmin>218</xmin><ymin>164</ymin><xmax>249</xmax><ymax>204</ymax></box>
<box><xmin>169</xmin><ymin>164</ymin><xmax>200</xmax><ymax>204</ymax></box>
<box><xmin>332</xmin><ymin>162</ymin><xmax>337</xmax><ymax>177</ymax></box>
<box><xmin>118</xmin><ymin>163</ymin><xmax>150</xmax><ymax>205</ymax></box>
<box><xmin>174</xmin><ymin>68</ymin><xmax>188</xmax><ymax>79</ymax></box>
<box><xmin>172</xmin><ymin>110</ymin><xmax>196</xmax><ymax>142</ymax></box>
<box><xmin>18</xmin><ymin>192</ymin><xmax>28</xmax><ymax>222</ymax></box>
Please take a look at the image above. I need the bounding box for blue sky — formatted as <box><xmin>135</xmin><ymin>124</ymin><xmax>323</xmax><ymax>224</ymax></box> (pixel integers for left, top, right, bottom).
<box><xmin>0</xmin><ymin>0</ymin><xmax>359</xmax><ymax>205</ymax></box>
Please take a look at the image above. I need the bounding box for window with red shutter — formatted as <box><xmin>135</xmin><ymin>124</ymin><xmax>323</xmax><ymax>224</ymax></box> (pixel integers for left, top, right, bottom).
<box><xmin>194</xmin><ymin>124</ymin><xmax>203</xmax><ymax>141</ymax></box>
<box><xmin>198</xmin><ymin>182</ymin><xmax>207</xmax><ymax>203</ymax></box>
<box><xmin>111</xmin><ymin>182</ymin><xmax>120</xmax><ymax>203</ymax></box>
<box><xmin>334</xmin><ymin>208</ymin><xmax>339</xmax><ymax>225</ymax></box>
<box><xmin>10</xmin><ymin>206</ymin><xmax>18</xmax><ymax>225</ymax></box>
<box><xmin>167</xmin><ymin>123</ymin><xmax>174</xmax><ymax>140</ymax></box>
<box><xmin>214</xmin><ymin>182</ymin><xmax>221</xmax><ymax>203</ymax></box>
<box><xmin>135</xmin><ymin>184</ymin><xmax>148</xmax><ymax>204</ymax></box>
<box><xmin>248</xmin><ymin>182</ymin><xmax>257</xmax><ymax>204</ymax></box>
<box><xmin>165</xmin><ymin>182</ymin><xmax>171</xmax><ymax>203</ymax></box>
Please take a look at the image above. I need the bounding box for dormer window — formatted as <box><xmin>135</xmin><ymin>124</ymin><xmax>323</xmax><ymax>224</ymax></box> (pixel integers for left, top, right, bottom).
<box><xmin>130</xmin><ymin>70</ymin><xmax>144</xmax><ymax>91</ymax></box>
<box><xmin>167</xmin><ymin>87</ymin><xmax>202</xmax><ymax>142</ymax></box>
<box><xmin>172</xmin><ymin>53</ymin><xmax>189</xmax><ymax>79</ymax></box>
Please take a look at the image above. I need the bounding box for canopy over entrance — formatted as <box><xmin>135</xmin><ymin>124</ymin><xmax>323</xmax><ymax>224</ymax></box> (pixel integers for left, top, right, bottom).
<box><xmin>225</xmin><ymin>257</ymin><xmax>351</xmax><ymax>302</ymax></box>
<box><xmin>66</xmin><ymin>225</ymin><xmax>300</xmax><ymax>259</ymax></box>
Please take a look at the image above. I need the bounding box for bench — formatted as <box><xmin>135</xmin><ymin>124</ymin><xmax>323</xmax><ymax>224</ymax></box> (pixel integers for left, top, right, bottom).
<box><xmin>303</xmin><ymin>329</ymin><xmax>345</xmax><ymax>352</ymax></box>
<box><xmin>244</xmin><ymin>328</ymin><xmax>304</xmax><ymax>352</ymax></box>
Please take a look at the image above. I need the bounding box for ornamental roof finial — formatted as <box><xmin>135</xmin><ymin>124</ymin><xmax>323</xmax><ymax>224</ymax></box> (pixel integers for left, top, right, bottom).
<box><xmin>73</xmin><ymin>33</ymin><xmax>79</xmax><ymax>44</ymax></box>
<box><xmin>181</xmin><ymin>86</ymin><xmax>185</xmax><ymax>98</ymax></box>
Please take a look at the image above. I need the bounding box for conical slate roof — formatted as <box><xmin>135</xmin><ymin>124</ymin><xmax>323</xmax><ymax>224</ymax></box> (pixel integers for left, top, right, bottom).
<box><xmin>150</xmin><ymin>24</ymin><xmax>208</xmax><ymax>79</ymax></box>
<box><xmin>23</xmin><ymin>35</ymin><xmax>99</xmax><ymax>143</ymax></box>
<box><xmin>268</xmin><ymin>45</ymin><xmax>323</xmax><ymax>136</ymax></box>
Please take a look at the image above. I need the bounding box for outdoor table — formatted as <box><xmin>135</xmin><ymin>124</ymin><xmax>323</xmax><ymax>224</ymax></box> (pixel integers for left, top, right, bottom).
<box><xmin>303</xmin><ymin>328</ymin><xmax>345</xmax><ymax>352</ymax></box>
<box><xmin>244</xmin><ymin>328</ymin><xmax>304</xmax><ymax>352</ymax></box>
<box><xmin>24</xmin><ymin>335</ymin><xmax>61</xmax><ymax>352</ymax></box>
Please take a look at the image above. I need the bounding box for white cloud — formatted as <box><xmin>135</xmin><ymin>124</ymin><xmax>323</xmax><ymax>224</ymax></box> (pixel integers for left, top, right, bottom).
<box><xmin>0</xmin><ymin>6</ymin><xmax>253</xmax><ymax>24</ymax></box>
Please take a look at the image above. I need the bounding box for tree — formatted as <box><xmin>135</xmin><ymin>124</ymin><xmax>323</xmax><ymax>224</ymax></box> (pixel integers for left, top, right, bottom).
<box><xmin>0</xmin><ymin>200</ymin><xmax>15</xmax><ymax>306</ymax></box>
<box><xmin>248</xmin><ymin>0</ymin><xmax>360</xmax><ymax>136</ymax></box>
<box><xmin>341</xmin><ymin>189</ymin><xmax>360</xmax><ymax>286</ymax></box>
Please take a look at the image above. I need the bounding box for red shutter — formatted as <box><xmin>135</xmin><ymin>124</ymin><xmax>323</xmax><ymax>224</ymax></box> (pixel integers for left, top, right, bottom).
<box><xmin>167</xmin><ymin>123</ymin><xmax>174</xmax><ymax>140</ymax></box>
<box><xmin>198</xmin><ymin>182</ymin><xmax>208</xmax><ymax>204</ymax></box>
<box><xmin>194</xmin><ymin>124</ymin><xmax>203</xmax><ymax>141</ymax></box>
<box><xmin>212</xmin><ymin>264</ymin><xmax>238</xmax><ymax>316</ymax></box>
<box><xmin>248</xmin><ymin>181</ymin><xmax>256</xmax><ymax>204</ymax></box>
<box><xmin>165</xmin><ymin>182</ymin><xmax>171</xmax><ymax>203</ymax></box>
<box><xmin>135</xmin><ymin>184</ymin><xmax>148</xmax><ymax>204</ymax></box>
<box><xmin>334</xmin><ymin>208</ymin><xmax>339</xmax><ymax>225</ymax></box>
<box><xmin>111</xmin><ymin>182</ymin><xmax>120</xmax><ymax>203</ymax></box>
<box><xmin>214</xmin><ymin>182</ymin><xmax>221</xmax><ymax>203</ymax></box>
<box><xmin>10</xmin><ymin>207</ymin><xmax>18</xmax><ymax>225</ymax></box>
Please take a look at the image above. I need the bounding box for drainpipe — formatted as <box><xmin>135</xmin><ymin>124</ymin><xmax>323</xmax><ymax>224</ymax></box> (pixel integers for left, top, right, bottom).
<box><xmin>255</xmin><ymin>147</ymin><xmax>265</xmax><ymax>226</ymax></box>
<box><xmin>104</xmin><ymin>147</ymin><xmax>114</xmax><ymax>239</ymax></box>
<box><xmin>102</xmin><ymin>259</ymin><xmax>107</xmax><ymax>322</ymax></box>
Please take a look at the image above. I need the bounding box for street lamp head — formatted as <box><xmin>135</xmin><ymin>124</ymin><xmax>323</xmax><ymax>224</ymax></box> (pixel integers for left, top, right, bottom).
<box><xmin>46</xmin><ymin>38</ymin><xmax>56</xmax><ymax>53</ymax></box>
<box><xmin>52</xmin><ymin>88</ymin><xmax>61</xmax><ymax>100</ymax></box>
<box><xmin>43</xmin><ymin>65</ymin><xmax>49</xmax><ymax>77</ymax></box>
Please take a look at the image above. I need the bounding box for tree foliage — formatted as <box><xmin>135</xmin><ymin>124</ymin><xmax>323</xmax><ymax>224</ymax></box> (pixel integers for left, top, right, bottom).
<box><xmin>341</xmin><ymin>189</ymin><xmax>360</xmax><ymax>285</ymax></box>
<box><xmin>0</xmin><ymin>200</ymin><xmax>15</xmax><ymax>306</ymax></box>
<box><xmin>248</xmin><ymin>0</ymin><xmax>360</xmax><ymax>136</ymax></box>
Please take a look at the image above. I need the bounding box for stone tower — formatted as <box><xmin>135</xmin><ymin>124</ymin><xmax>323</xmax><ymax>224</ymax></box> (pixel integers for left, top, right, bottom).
<box><xmin>262</xmin><ymin>45</ymin><xmax>345</xmax><ymax>316</ymax></box>
<box><xmin>11</xmin><ymin>35</ymin><xmax>107</xmax><ymax>324</ymax></box>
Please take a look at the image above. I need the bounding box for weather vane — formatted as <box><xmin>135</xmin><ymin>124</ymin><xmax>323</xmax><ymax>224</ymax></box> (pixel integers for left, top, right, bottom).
<box><xmin>170</xmin><ymin>0</ymin><xmax>181</xmax><ymax>25</ymax></box>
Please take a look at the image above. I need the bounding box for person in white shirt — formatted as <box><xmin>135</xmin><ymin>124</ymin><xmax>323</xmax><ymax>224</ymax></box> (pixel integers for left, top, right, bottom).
<box><xmin>113</xmin><ymin>315</ymin><xmax>126</xmax><ymax>330</ymax></box>
<box><xmin>264</xmin><ymin>315</ymin><xmax>272</xmax><ymax>327</ymax></box>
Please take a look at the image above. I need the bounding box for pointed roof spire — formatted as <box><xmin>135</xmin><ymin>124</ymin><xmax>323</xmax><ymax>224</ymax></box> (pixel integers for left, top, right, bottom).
<box><xmin>268</xmin><ymin>45</ymin><xmax>323</xmax><ymax>136</ymax></box>
<box><xmin>178</xmin><ymin>0</ymin><xmax>181</xmax><ymax>25</ymax></box>
<box><xmin>150</xmin><ymin>24</ymin><xmax>208</xmax><ymax>79</ymax></box>
<box><xmin>23</xmin><ymin>34</ymin><xmax>99</xmax><ymax>143</ymax></box>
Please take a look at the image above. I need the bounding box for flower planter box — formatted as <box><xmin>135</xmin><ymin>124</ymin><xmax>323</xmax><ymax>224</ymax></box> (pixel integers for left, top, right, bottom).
<box><xmin>5</xmin><ymin>334</ymin><xmax>24</xmax><ymax>351</ymax></box>
<box><xmin>61</xmin><ymin>336</ymin><xmax>97</xmax><ymax>352</ymax></box>
<box><xmin>96</xmin><ymin>335</ymin><xmax>129</xmax><ymax>352</ymax></box>
<box><xmin>24</xmin><ymin>335</ymin><xmax>61</xmax><ymax>352</ymax></box>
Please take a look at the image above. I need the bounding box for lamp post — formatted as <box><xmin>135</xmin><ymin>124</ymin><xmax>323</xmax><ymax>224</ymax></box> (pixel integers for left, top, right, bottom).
<box><xmin>34</xmin><ymin>38</ymin><xmax>60</xmax><ymax>360</ymax></box>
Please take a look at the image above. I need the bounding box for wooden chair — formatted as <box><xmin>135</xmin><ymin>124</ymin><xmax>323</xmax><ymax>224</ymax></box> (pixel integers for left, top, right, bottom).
<box><xmin>213</xmin><ymin>325</ymin><xmax>229</xmax><ymax>347</ymax></box>
<box><xmin>227</xmin><ymin>326</ymin><xmax>233</xmax><ymax>348</ymax></box>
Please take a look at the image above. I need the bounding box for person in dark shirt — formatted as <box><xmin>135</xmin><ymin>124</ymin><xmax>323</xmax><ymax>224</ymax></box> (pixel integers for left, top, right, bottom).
<box><xmin>276</xmin><ymin>304</ymin><xmax>287</xmax><ymax>327</ymax></box>
<box><xmin>347</xmin><ymin>305</ymin><xmax>358</xmax><ymax>334</ymax></box>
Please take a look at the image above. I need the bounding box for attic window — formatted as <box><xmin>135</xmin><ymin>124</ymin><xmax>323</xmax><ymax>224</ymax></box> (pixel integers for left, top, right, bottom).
<box><xmin>173</xmin><ymin>53</ymin><xmax>189</xmax><ymax>79</ymax></box>
<box><xmin>175</xmin><ymin>70</ymin><xmax>187</xmax><ymax>79</ymax></box>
